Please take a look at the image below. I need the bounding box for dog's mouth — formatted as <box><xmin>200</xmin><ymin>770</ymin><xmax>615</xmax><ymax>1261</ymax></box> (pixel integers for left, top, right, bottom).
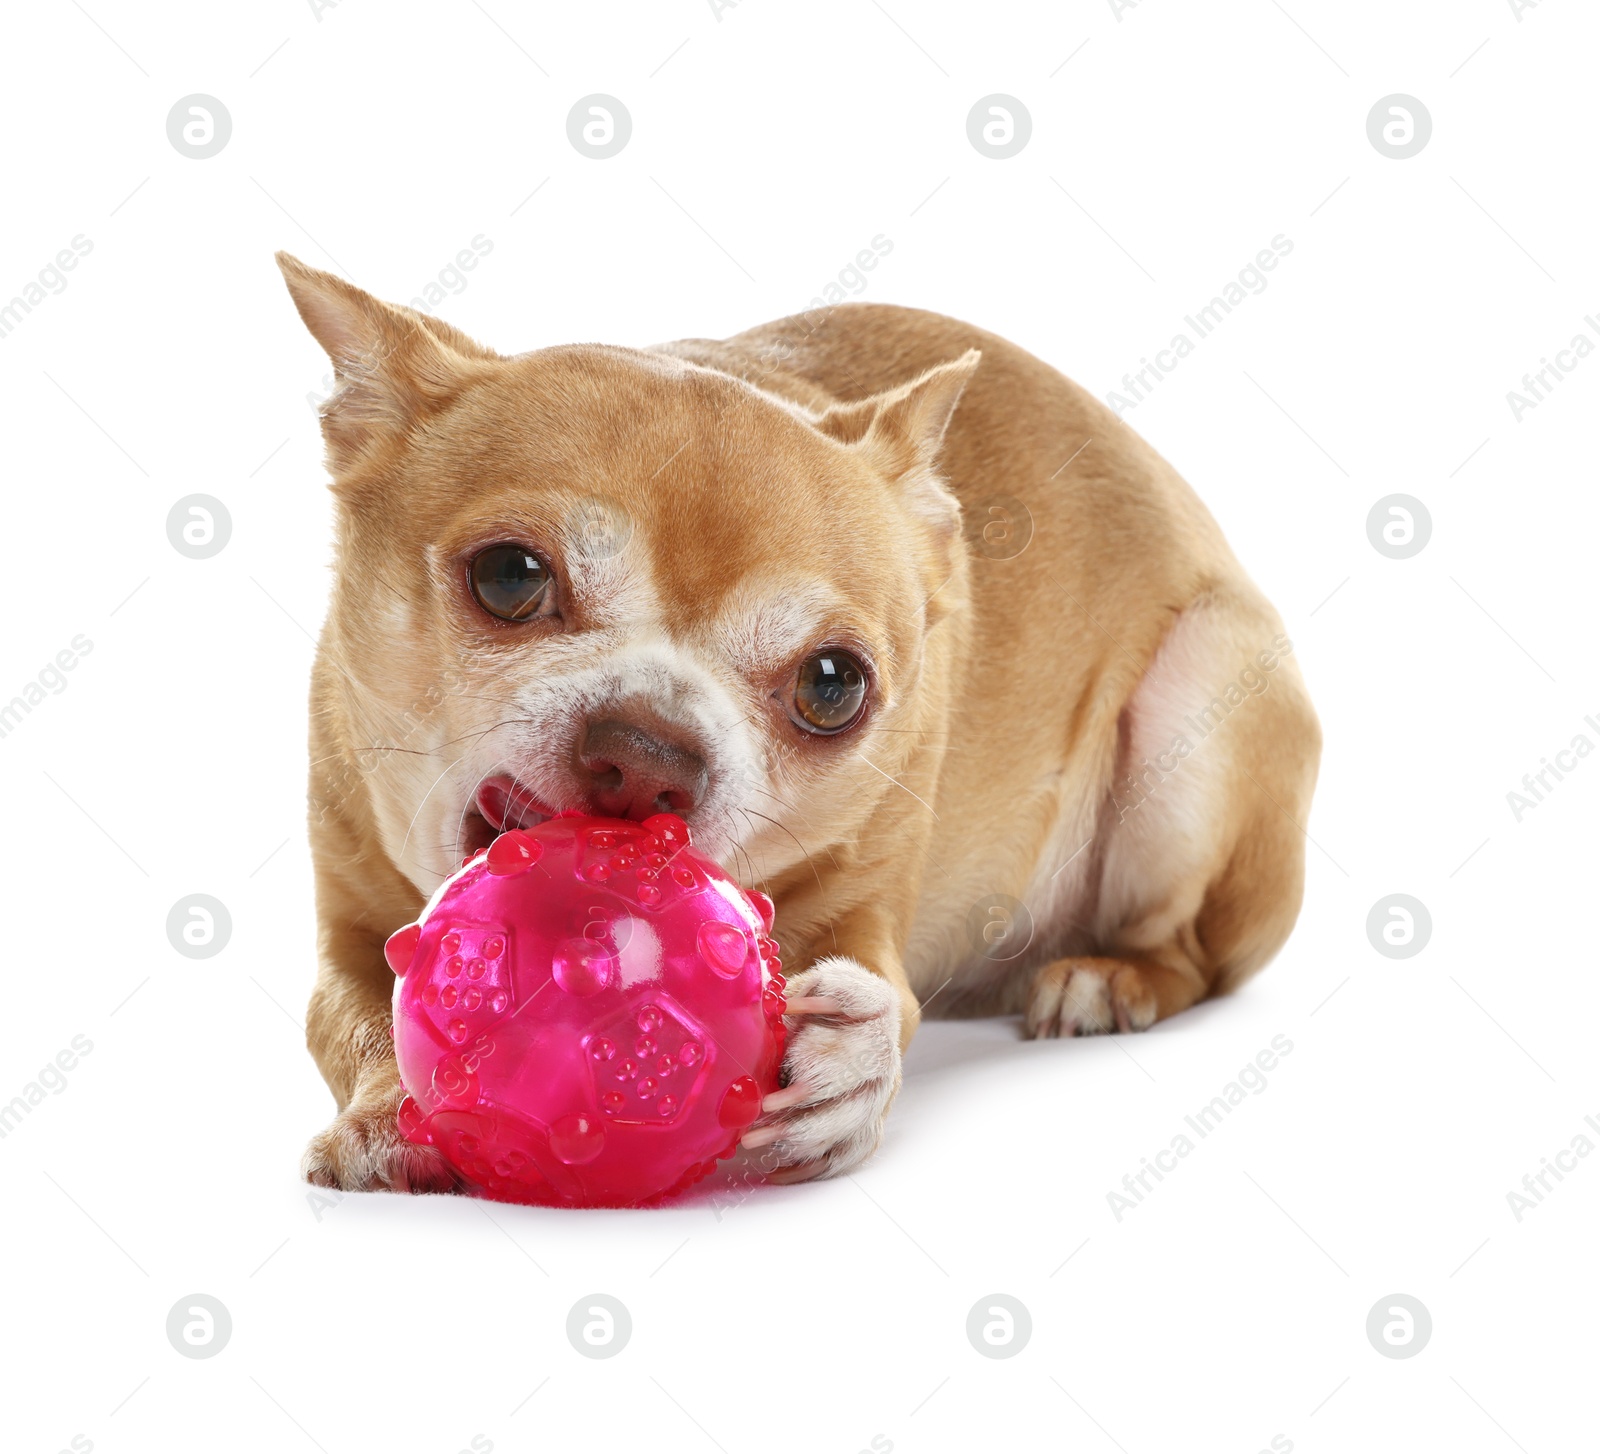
<box><xmin>462</xmin><ymin>775</ymin><xmax>554</xmax><ymax>857</ymax></box>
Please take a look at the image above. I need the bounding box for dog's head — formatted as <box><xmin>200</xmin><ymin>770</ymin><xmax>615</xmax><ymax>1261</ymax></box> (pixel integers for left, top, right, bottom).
<box><xmin>278</xmin><ymin>254</ymin><xmax>977</xmax><ymax>894</ymax></box>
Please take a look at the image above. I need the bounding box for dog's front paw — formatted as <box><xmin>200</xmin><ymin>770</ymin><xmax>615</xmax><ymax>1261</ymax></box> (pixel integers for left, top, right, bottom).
<box><xmin>742</xmin><ymin>956</ymin><xmax>902</xmax><ymax>1183</ymax></box>
<box><xmin>301</xmin><ymin>1079</ymin><xmax>458</xmax><ymax>1194</ymax></box>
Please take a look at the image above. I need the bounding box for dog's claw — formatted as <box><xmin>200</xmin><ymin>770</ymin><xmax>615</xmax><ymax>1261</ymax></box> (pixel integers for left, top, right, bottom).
<box><xmin>784</xmin><ymin>995</ymin><xmax>842</xmax><ymax>1016</ymax></box>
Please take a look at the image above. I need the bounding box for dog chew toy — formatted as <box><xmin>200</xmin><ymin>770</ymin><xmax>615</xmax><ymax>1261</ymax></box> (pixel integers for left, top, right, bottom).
<box><xmin>383</xmin><ymin>812</ymin><xmax>785</xmax><ymax>1208</ymax></box>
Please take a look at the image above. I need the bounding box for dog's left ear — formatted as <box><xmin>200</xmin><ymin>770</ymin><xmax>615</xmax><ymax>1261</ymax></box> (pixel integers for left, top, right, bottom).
<box><xmin>276</xmin><ymin>251</ymin><xmax>499</xmax><ymax>476</ymax></box>
<box><xmin>809</xmin><ymin>350</ymin><xmax>980</xmax><ymax>531</ymax></box>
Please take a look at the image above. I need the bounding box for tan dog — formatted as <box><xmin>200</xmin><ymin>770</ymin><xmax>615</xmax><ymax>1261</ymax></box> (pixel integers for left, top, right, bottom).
<box><xmin>277</xmin><ymin>252</ymin><xmax>1320</xmax><ymax>1192</ymax></box>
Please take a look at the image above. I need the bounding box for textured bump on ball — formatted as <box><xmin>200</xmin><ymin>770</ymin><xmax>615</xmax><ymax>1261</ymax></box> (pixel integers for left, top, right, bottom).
<box><xmin>553</xmin><ymin>938</ymin><xmax>615</xmax><ymax>997</ymax></box>
<box><xmin>642</xmin><ymin>812</ymin><xmax>691</xmax><ymax>849</ymax></box>
<box><xmin>550</xmin><ymin>1112</ymin><xmax>605</xmax><ymax>1165</ymax></box>
<box><xmin>697</xmin><ymin>921</ymin><xmax>750</xmax><ymax>977</ymax></box>
<box><xmin>718</xmin><ymin>1076</ymin><xmax>764</xmax><ymax>1129</ymax></box>
<box><xmin>746</xmin><ymin>890</ymin><xmax>776</xmax><ymax>933</ymax></box>
<box><xmin>486</xmin><ymin>829</ymin><xmax>542</xmax><ymax>876</ymax></box>
<box><xmin>383</xmin><ymin>922</ymin><xmax>421</xmax><ymax>975</ymax></box>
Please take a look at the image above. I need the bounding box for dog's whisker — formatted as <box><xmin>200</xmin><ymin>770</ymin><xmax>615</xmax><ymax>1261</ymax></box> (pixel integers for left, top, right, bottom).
<box><xmin>732</xmin><ymin>803</ymin><xmax>838</xmax><ymax>952</ymax></box>
<box><xmin>741</xmin><ymin>786</ymin><xmax>845</xmax><ymax>876</ymax></box>
<box><xmin>733</xmin><ymin>805</ymin><xmax>779</xmax><ymax>887</ymax></box>
<box><xmin>395</xmin><ymin>752</ymin><xmax>471</xmax><ymax>868</ymax></box>
<box><xmin>719</xmin><ymin>805</ymin><xmax>759</xmax><ymax>887</ymax></box>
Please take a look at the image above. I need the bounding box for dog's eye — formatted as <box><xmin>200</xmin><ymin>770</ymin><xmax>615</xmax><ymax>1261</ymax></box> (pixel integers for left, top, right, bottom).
<box><xmin>469</xmin><ymin>544</ymin><xmax>552</xmax><ymax>621</ymax></box>
<box><xmin>793</xmin><ymin>651</ymin><xmax>867</xmax><ymax>733</ymax></box>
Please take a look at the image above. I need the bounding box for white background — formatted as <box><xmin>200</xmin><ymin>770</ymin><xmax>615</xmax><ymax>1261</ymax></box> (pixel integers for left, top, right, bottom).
<box><xmin>2</xmin><ymin>1</ymin><xmax>1596</xmax><ymax>1451</ymax></box>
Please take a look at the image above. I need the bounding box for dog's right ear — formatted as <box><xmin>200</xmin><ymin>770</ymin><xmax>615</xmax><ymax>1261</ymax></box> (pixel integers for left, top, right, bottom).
<box><xmin>275</xmin><ymin>251</ymin><xmax>499</xmax><ymax>476</ymax></box>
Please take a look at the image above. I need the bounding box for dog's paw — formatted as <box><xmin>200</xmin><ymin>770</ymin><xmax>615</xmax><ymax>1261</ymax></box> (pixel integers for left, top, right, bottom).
<box><xmin>742</xmin><ymin>955</ymin><xmax>902</xmax><ymax>1183</ymax></box>
<box><xmin>1026</xmin><ymin>957</ymin><xmax>1161</xmax><ymax>1038</ymax></box>
<box><xmin>301</xmin><ymin>1080</ymin><xmax>458</xmax><ymax>1194</ymax></box>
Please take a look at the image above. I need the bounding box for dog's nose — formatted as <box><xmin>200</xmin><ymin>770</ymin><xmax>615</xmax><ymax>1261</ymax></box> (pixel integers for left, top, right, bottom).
<box><xmin>578</xmin><ymin>718</ymin><xmax>708</xmax><ymax>820</ymax></box>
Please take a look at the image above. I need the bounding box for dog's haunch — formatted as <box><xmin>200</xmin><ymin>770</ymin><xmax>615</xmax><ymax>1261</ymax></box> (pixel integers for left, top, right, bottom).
<box><xmin>384</xmin><ymin>812</ymin><xmax>786</xmax><ymax>1207</ymax></box>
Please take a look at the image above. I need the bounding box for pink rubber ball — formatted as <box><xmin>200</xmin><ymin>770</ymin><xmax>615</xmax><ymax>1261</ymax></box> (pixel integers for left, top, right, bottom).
<box><xmin>384</xmin><ymin>812</ymin><xmax>785</xmax><ymax>1208</ymax></box>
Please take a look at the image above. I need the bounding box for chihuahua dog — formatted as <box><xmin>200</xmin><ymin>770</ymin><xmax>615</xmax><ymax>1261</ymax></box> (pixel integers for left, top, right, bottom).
<box><xmin>277</xmin><ymin>252</ymin><xmax>1320</xmax><ymax>1192</ymax></box>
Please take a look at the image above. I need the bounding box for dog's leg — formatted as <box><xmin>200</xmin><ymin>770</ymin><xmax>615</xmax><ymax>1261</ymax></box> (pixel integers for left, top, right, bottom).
<box><xmin>299</xmin><ymin>949</ymin><xmax>457</xmax><ymax>1193</ymax></box>
<box><xmin>299</xmin><ymin>772</ymin><xmax>457</xmax><ymax>1193</ymax></box>
<box><xmin>1027</xmin><ymin>595</ymin><xmax>1321</xmax><ymax>1040</ymax></box>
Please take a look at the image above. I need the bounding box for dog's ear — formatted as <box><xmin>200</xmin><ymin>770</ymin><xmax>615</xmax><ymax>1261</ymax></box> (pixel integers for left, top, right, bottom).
<box><xmin>809</xmin><ymin>350</ymin><xmax>980</xmax><ymax>531</ymax></box>
<box><xmin>276</xmin><ymin>251</ymin><xmax>499</xmax><ymax>475</ymax></box>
